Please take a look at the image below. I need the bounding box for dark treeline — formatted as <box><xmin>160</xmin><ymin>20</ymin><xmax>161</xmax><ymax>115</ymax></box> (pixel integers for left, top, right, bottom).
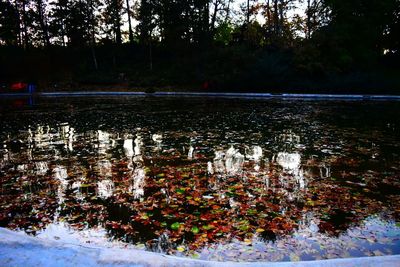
<box><xmin>0</xmin><ymin>0</ymin><xmax>399</xmax><ymax>92</ymax></box>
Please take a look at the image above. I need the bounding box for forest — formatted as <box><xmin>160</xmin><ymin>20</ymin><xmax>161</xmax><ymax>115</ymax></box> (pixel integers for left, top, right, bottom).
<box><xmin>0</xmin><ymin>0</ymin><xmax>399</xmax><ymax>93</ymax></box>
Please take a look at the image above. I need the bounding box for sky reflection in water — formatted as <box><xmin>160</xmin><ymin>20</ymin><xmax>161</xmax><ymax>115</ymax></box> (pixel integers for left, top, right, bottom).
<box><xmin>0</xmin><ymin>96</ymin><xmax>399</xmax><ymax>261</ymax></box>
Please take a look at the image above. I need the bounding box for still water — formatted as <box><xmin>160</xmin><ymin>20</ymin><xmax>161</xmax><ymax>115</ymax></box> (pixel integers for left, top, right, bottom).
<box><xmin>0</xmin><ymin>96</ymin><xmax>399</xmax><ymax>262</ymax></box>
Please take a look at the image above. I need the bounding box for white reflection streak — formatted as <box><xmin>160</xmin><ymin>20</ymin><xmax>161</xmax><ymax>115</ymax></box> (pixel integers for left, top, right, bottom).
<box><xmin>98</xmin><ymin>130</ymin><xmax>110</xmax><ymax>154</ymax></box>
<box><xmin>60</xmin><ymin>123</ymin><xmax>69</xmax><ymax>139</ymax></box>
<box><xmin>152</xmin><ymin>134</ymin><xmax>162</xmax><ymax>150</ymax></box>
<box><xmin>276</xmin><ymin>152</ymin><xmax>301</xmax><ymax>173</ymax></box>
<box><xmin>34</xmin><ymin>125</ymin><xmax>51</xmax><ymax>148</ymax></box>
<box><xmin>128</xmin><ymin>154</ymin><xmax>146</xmax><ymax>200</ymax></box>
<box><xmin>264</xmin><ymin>175</ymin><xmax>270</xmax><ymax>189</ymax></box>
<box><xmin>17</xmin><ymin>164</ymin><xmax>28</xmax><ymax>172</ymax></box>
<box><xmin>68</xmin><ymin>127</ymin><xmax>74</xmax><ymax>151</ymax></box>
<box><xmin>212</xmin><ymin>146</ymin><xmax>244</xmax><ymax>176</ymax></box>
<box><xmin>279</xmin><ymin>132</ymin><xmax>300</xmax><ymax>143</ymax></box>
<box><xmin>297</xmin><ymin>169</ymin><xmax>306</xmax><ymax>189</ymax></box>
<box><xmin>27</xmin><ymin>128</ymin><xmax>33</xmax><ymax>161</ymax></box>
<box><xmin>246</xmin><ymin>146</ymin><xmax>263</xmax><ymax>161</ymax></box>
<box><xmin>98</xmin><ymin>159</ymin><xmax>112</xmax><ymax>177</ymax></box>
<box><xmin>34</xmin><ymin>125</ymin><xmax>43</xmax><ymax>144</ymax></box>
<box><xmin>97</xmin><ymin>179</ymin><xmax>114</xmax><ymax>199</ymax></box>
<box><xmin>124</xmin><ymin>138</ymin><xmax>134</xmax><ymax>157</ymax></box>
<box><xmin>126</xmin><ymin>135</ymin><xmax>146</xmax><ymax>199</ymax></box>
<box><xmin>275</xmin><ymin>152</ymin><xmax>308</xmax><ymax>192</ymax></box>
<box><xmin>161</xmin><ymin>188</ymin><xmax>170</xmax><ymax>204</ymax></box>
<box><xmin>188</xmin><ymin>145</ymin><xmax>194</xmax><ymax>159</ymax></box>
<box><xmin>130</xmin><ymin>165</ymin><xmax>146</xmax><ymax>199</ymax></box>
<box><xmin>207</xmin><ymin>161</ymin><xmax>214</xmax><ymax>175</ymax></box>
<box><xmin>35</xmin><ymin>162</ymin><xmax>49</xmax><ymax>175</ymax></box>
<box><xmin>134</xmin><ymin>135</ymin><xmax>143</xmax><ymax>156</ymax></box>
<box><xmin>246</xmin><ymin>145</ymin><xmax>263</xmax><ymax>171</ymax></box>
<box><xmin>2</xmin><ymin>144</ymin><xmax>9</xmax><ymax>164</ymax></box>
<box><xmin>319</xmin><ymin>163</ymin><xmax>331</xmax><ymax>178</ymax></box>
<box><xmin>225</xmin><ymin>146</ymin><xmax>244</xmax><ymax>176</ymax></box>
<box><xmin>213</xmin><ymin>151</ymin><xmax>225</xmax><ymax>174</ymax></box>
<box><xmin>60</xmin><ymin>123</ymin><xmax>75</xmax><ymax>151</ymax></box>
<box><xmin>72</xmin><ymin>178</ymin><xmax>84</xmax><ymax>201</ymax></box>
<box><xmin>54</xmin><ymin>166</ymin><xmax>69</xmax><ymax>204</ymax></box>
<box><xmin>298</xmin><ymin>212</ymin><xmax>320</xmax><ymax>236</ymax></box>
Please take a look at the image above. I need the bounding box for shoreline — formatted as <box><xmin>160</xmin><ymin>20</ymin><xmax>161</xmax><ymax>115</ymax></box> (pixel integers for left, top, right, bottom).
<box><xmin>1</xmin><ymin>91</ymin><xmax>400</xmax><ymax>100</ymax></box>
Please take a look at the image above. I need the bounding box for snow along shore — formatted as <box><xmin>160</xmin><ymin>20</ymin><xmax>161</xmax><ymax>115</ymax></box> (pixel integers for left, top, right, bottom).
<box><xmin>1</xmin><ymin>228</ymin><xmax>399</xmax><ymax>267</ymax></box>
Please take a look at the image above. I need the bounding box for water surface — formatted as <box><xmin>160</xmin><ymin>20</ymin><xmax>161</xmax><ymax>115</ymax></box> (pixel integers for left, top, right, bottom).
<box><xmin>0</xmin><ymin>96</ymin><xmax>399</xmax><ymax>261</ymax></box>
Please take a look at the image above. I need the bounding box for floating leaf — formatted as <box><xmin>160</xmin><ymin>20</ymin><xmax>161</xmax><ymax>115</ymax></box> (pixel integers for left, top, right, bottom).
<box><xmin>290</xmin><ymin>254</ymin><xmax>300</xmax><ymax>261</ymax></box>
<box><xmin>171</xmin><ymin>222</ymin><xmax>181</xmax><ymax>230</ymax></box>
<box><xmin>202</xmin><ymin>224</ymin><xmax>215</xmax><ymax>231</ymax></box>
<box><xmin>373</xmin><ymin>250</ymin><xmax>384</xmax><ymax>256</ymax></box>
<box><xmin>191</xmin><ymin>253</ymin><xmax>200</xmax><ymax>259</ymax></box>
<box><xmin>175</xmin><ymin>188</ymin><xmax>185</xmax><ymax>194</ymax></box>
<box><xmin>247</xmin><ymin>209</ymin><xmax>257</xmax><ymax>215</ymax></box>
<box><xmin>191</xmin><ymin>226</ymin><xmax>200</xmax><ymax>234</ymax></box>
<box><xmin>244</xmin><ymin>239</ymin><xmax>252</xmax><ymax>245</ymax></box>
<box><xmin>177</xmin><ymin>246</ymin><xmax>185</xmax><ymax>252</ymax></box>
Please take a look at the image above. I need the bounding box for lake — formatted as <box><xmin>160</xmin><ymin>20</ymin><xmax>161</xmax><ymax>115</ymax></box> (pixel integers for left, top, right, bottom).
<box><xmin>0</xmin><ymin>96</ymin><xmax>399</xmax><ymax>262</ymax></box>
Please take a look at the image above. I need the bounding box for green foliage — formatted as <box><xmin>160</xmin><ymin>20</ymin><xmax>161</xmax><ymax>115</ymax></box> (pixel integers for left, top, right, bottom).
<box><xmin>214</xmin><ymin>22</ymin><xmax>234</xmax><ymax>45</ymax></box>
<box><xmin>319</xmin><ymin>0</ymin><xmax>398</xmax><ymax>65</ymax></box>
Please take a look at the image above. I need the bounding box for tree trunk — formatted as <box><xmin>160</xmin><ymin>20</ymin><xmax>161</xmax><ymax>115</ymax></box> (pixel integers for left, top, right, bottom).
<box><xmin>278</xmin><ymin>0</ymin><xmax>284</xmax><ymax>35</ymax></box>
<box><xmin>14</xmin><ymin>0</ymin><xmax>23</xmax><ymax>47</ymax></box>
<box><xmin>126</xmin><ymin>0</ymin><xmax>134</xmax><ymax>43</ymax></box>
<box><xmin>36</xmin><ymin>0</ymin><xmax>50</xmax><ymax>47</ymax></box>
<box><xmin>225</xmin><ymin>0</ymin><xmax>231</xmax><ymax>22</ymax></box>
<box><xmin>273</xmin><ymin>0</ymin><xmax>279</xmax><ymax>35</ymax></box>
<box><xmin>210</xmin><ymin>0</ymin><xmax>219</xmax><ymax>32</ymax></box>
<box><xmin>115</xmin><ymin>24</ymin><xmax>122</xmax><ymax>44</ymax></box>
<box><xmin>203</xmin><ymin>1</ymin><xmax>209</xmax><ymax>37</ymax></box>
<box><xmin>266</xmin><ymin>0</ymin><xmax>271</xmax><ymax>29</ymax></box>
<box><xmin>247</xmin><ymin>0</ymin><xmax>250</xmax><ymax>24</ymax></box>
<box><xmin>21</xmin><ymin>0</ymin><xmax>29</xmax><ymax>49</ymax></box>
<box><xmin>306</xmin><ymin>0</ymin><xmax>311</xmax><ymax>39</ymax></box>
<box><xmin>91</xmin><ymin>46</ymin><xmax>98</xmax><ymax>70</ymax></box>
<box><xmin>149</xmin><ymin>36</ymin><xmax>152</xmax><ymax>71</ymax></box>
<box><xmin>114</xmin><ymin>0</ymin><xmax>122</xmax><ymax>44</ymax></box>
<box><xmin>87</xmin><ymin>0</ymin><xmax>98</xmax><ymax>69</ymax></box>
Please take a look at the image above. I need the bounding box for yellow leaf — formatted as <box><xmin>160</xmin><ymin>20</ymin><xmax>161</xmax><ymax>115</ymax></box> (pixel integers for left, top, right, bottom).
<box><xmin>290</xmin><ymin>254</ymin><xmax>300</xmax><ymax>261</ymax></box>
<box><xmin>177</xmin><ymin>246</ymin><xmax>185</xmax><ymax>252</ymax></box>
<box><xmin>256</xmin><ymin>228</ymin><xmax>265</xmax><ymax>233</ymax></box>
